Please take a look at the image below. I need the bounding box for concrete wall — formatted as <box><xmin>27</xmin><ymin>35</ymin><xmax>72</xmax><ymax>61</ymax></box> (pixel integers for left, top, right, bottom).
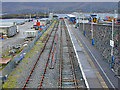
<box><xmin>79</xmin><ymin>23</ymin><xmax>120</xmax><ymax>72</ymax></box>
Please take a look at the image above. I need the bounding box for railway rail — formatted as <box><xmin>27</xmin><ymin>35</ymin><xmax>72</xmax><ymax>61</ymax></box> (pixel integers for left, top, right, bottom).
<box><xmin>38</xmin><ymin>23</ymin><xmax>58</xmax><ymax>89</ymax></box>
<box><xmin>22</xmin><ymin>19</ymin><xmax>85</xmax><ymax>89</ymax></box>
<box><xmin>59</xmin><ymin>20</ymin><xmax>78</xmax><ymax>88</ymax></box>
<box><xmin>22</xmin><ymin>20</ymin><xmax>59</xmax><ymax>89</ymax></box>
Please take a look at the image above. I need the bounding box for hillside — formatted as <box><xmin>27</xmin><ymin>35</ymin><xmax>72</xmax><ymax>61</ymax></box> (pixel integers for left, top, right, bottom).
<box><xmin>2</xmin><ymin>2</ymin><xmax>118</xmax><ymax>13</ymax></box>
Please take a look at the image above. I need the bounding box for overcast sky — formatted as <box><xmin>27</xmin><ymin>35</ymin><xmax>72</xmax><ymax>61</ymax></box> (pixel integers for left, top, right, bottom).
<box><xmin>1</xmin><ymin>0</ymin><xmax>120</xmax><ymax>2</ymax></box>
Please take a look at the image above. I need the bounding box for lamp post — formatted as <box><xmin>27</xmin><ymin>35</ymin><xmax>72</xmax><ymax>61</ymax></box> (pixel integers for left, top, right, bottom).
<box><xmin>110</xmin><ymin>19</ymin><xmax>114</xmax><ymax>68</ymax></box>
<box><xmin>79</xmin><ymin>13</ymin><xmax>80</xmax><ymax>30</ymax></box>
<box><xmin>48</xmin><ymin>8</ymin><xmax>49</xmax><ymax>18</ymax></box>
<box><xmin>114</xmin><ymin>10</ymin><xmax>118</xmax><ymax>23</ymax></box>
<box><xmin>29</xmin><ymin>14</ymin><xmax>31</xmax><ymax>21</ymax></box>
<box><xmin>24</xmin><ymin>15</ymin><xmax>25</xmax><ymax>22</ymax></box>
<box><xmin>91</xmin><ymin>18</ymin><xmax>94</xmax><ymax>45</ymax></box>
<box><xmin>83</xmin><ymin>14</ymin><xmax>85</xmax><ymax>36</ymax></box>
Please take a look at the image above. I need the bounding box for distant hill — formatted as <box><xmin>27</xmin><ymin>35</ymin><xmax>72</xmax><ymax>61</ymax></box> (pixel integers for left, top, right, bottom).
<box><xmin>2</xmin><ymin>2</ymin><xmax>118</xmax><ymax>14</ymax></box>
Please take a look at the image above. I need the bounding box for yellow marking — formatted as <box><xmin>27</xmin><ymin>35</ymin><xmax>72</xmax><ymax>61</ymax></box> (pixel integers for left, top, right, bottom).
<box><xmin>83</xmin><ymin>49</ymin><xmax>96</xmax><ymax>69</ymax></box>
<box><xmin>96</xmin><ymin>71</ymin><xmax>108</xmax><ymax>88</ymax></box>
<box><xmin>71</xmin><ymin>26</ymin><xmax>108</xmax><ymax>88</ymax></box>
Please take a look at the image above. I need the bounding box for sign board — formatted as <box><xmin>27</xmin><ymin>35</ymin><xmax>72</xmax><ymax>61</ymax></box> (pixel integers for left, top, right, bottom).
<box><xmin>110</xmin><ymin>40</ymin><xmax>114</xmax><ymax>47</ymax></box>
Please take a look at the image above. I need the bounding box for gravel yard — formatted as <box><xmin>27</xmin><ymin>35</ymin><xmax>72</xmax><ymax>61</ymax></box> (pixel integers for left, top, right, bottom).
<box><xmin>0</xmin><ymin>21</ymin><xmax>34</xmax><ymax>57</ymax></box>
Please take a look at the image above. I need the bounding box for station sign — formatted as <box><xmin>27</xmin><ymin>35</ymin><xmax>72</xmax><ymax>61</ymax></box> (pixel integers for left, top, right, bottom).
<box><xmin>110</xmin><ymin>40</ymin><xmax>114</xmax><ymax>47</ymax></box>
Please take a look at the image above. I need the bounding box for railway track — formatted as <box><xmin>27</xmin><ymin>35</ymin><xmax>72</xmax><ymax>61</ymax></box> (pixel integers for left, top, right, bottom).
<box><xmin>22</xmin><ymin>19</ymin><xmax>85</xmax><ymax>89</ymax></box>
<box><xmin>38</xmin><ymin>23</ymin><xmax>58</xmax><ymax>89</ymax></box>
<box><xmin>22</xmin><ymin>20</ymin><xmax>59</xmax><ymax>89</ymax></box>
<box><xmin>58</xmin><ymin>20</ymin><xmax>78</xmax><ymax>88</ymax></box>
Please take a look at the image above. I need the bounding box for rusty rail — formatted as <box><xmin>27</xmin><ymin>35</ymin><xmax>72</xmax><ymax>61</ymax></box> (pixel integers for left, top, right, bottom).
<box><xmin>22</xmin><ymin>21</ymin><xmax>56</xmax><ymax>89</ymax></box>
<box><xmin>64</xmin><ymin>20</ymin><xmax>78</xmax><ymax>88</ymax></box>
<box><xmin>49</xmin><ymin>34</ymin><xmax>58</xmax><ymax>69</ymax></box>
<box><xmin>42</xmin><ymin>34</ymin><xmax>49</xmax><ymax>43</ymax></box>
<box><xmin>38</xmin><ymin>21</ymin><xmax>59</xmax><ymax>89</ymax></box>
<box><xmin>58</xmin><ymin>20</ymin><xmax>78</xmax><ymax>88</ymax></box>
<box><xmin>59</xmin><ymin>20</ymin><xmax>63</xmax><ymax>88</ymax></box>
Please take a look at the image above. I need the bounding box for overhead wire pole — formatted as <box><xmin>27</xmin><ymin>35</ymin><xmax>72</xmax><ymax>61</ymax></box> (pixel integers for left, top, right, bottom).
<box><xmin>110</xmin><ymin>19</ymin><xmax>114</xmax><ymax>68</ymax></box>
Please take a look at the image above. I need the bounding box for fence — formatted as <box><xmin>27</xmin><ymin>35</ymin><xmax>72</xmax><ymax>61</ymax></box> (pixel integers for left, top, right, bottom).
<box><xmin>0</xmin><ymin>20</ymin><xmax>54</xmax><ymax>82</ymax></box>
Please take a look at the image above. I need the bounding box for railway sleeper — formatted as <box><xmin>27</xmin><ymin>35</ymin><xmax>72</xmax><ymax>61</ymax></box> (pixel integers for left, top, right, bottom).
<box><xmin>62</xmin><ymin>73</ymin><xmax>73</xmax><ymax>75</ymax></box>
<box><xmin>62</xmin><ymin>80</ymin><xmax>75</xmax><ymax>82</ymax></box>
<box><xmin>62</xmin><ymin>76</ymin><xmax>73</xmax><ymax>79</ymax></box>
<box><xmin>62</xmin><ymin>75</ymin><xmax>74</xmax><ymax>77</ymax></box>
<box><xmin>61</xmin><ymin>84</ymin><xmax>75</xmax><ymax>88</ymax></box>
<box><xmin>62</xmin><ymin>82</ymin><xmax>74</xmax><ymax>85</ymax></box>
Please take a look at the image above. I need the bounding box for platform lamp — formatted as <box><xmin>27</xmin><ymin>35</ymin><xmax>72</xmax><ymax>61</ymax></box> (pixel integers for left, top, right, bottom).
<box><xmin>83</xmin><ymin>14</ymin><xmax>85</xmax><ymax>36</ymax></box>
<box><xmin>110</xmin><ymin>19</ymin><xmax>114</xmax><ymax>68</ymax></box>
<box><xmin>91</xmin><ymin>17</ymin><xmax>94</xmax><ymax>45</ymax></box>
<box><xmin>79</xmin><ymin>13</ymin><xmax>80</xmax><ymax>31</ymax></box>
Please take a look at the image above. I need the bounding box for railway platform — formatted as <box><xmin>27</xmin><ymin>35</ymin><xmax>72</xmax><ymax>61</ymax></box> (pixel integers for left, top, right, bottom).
<box><xmin>65</xmin><ymin>19</ymin><xmax>119</xmax><ymax>89</ymax></box>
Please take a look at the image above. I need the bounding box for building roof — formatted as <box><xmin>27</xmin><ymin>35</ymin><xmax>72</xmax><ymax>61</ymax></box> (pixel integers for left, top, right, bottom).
<box><xmin>40</xmin><ymin>18</ymin><xmax>49</xmax><ymax>21</ymax></box>
<box><xmin>0</xmin><ymin>26</ymin><xmax>11</xmax><ymax>28</ymax></box>
<box><xmin>25</xmin><ymin>30</ymin><xmax>37</xmax><ymax>32</ymax></box>
<box><xmin>67</xmin><ymin>14</ymin><xmax>75</xmax><ymax>17</ymax></box>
